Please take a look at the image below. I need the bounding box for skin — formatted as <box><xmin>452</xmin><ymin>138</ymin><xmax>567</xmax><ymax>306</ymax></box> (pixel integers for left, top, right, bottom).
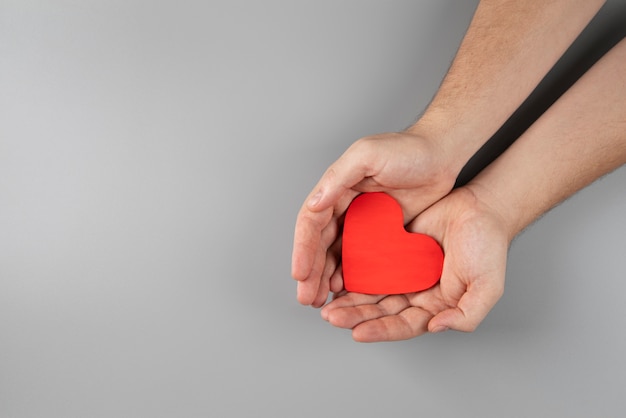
<box><xmin>321</xmin><ymin>39</ymin><xmax>626</xmax><ymax>342</ymax></box>
<box><xmin>292</xmin><ymin>0</ymin><xmax>605</xmax><ymax>307</ymax></box>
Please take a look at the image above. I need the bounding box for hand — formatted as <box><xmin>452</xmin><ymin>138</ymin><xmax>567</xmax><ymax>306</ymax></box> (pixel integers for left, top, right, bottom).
<box><xmin>320</xmin><ymin>187</ymin><xmax>508</xmax><ymax>341</ymax></box>
<box><xmin>291</xmin><ymin>130</ymin><xmax>456</xmax><ymax>307</ymax></box>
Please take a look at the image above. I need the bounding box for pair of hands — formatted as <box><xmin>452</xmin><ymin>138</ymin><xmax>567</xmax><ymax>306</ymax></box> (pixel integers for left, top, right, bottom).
<box><xmin>292</xmin><ymin>132</ymin><xmax>508</xmax><ymax>342</ymax></box>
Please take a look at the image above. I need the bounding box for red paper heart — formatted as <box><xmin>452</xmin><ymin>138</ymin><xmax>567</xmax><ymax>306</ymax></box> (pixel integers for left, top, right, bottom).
<box><xmin>342</xmin><ymin>192</ymin><xmax>444</xmax><ymax>294</ymax></box>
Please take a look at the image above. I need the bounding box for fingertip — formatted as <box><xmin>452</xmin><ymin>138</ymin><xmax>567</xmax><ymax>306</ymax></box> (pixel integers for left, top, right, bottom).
<box><xmin>351</xmin><ymin>324</ymin><xmax>379</xmax><ymax>343</ymax></box>
<box><xmin>291</xmin><ymin>265</ymin><xmax>306</xmax><ymax>282</ymax></box>
<box><xmin>296</xmin><ymin>282</ymin><xmax>313</xmax><ymax>306</ymax></box>
<box><xmin>306</xmin><ymin>167</ymin><xmax>346</xmax><ymax>213</ymax></box>
<box><xmin>329</xmin><ymin>269</ymin><xmax>344</xmax><ymax>293</ymax></box>
<box><xmin>291</xmin><ymin>245</ymin><xmax>313</xmax><ymax>282</ymax></box>
<box><xmin>429</xmin><ymin>324</ymin><xmax>449</xmax><ymax>334</ymax></box>
<box><xmin>321</xmin><ymin>295</ymin><xmax>349</xmax><ymax>323</ymax></box>
<box><xmin>311</xmin><ymin>290</ymin><xmax>329</xmax><ymax>309</ymax></box>
<box><xmin>434</xmin><ymin>282</ymin><xmax>503</xmax><ymax>333</ymax></box>
<box><xmin>429</xmin><ymin>308</ymin><xmax>478</xmax><ymax>333</ymax></box>
<box><xmin>307</xmin><ymin>190</ymin><xmax>323</xmax><ymax>209</ymax></box>
<box><xmin>320</xmin><ymin>305</ymin><xmax>330</xmax><ymax>321</ymax></box>
<box><xmin>290</xmin><ymin>258</ymin><xmax>301</xmax><ymax>280</ymax></box>
<box><xmin>325</xmin><ymin>308</ymin><xmax>348</xmax><ymax>328</ymax></box>
<box><xmin>428</xmin><ymin>315</ymin><xmax>449</xmax><ymax>333</ymax></box>
<box><xmin>290</xmin><ymin>261</ymin><xmax>307</xmax><ymax>282</ymax></box>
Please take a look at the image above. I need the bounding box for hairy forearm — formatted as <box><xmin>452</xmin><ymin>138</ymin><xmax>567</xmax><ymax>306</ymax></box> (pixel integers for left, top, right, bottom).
<box><xmin>469</xmin><ymin>39</ymin><xmax>626</xmax><ymax>240</ymax></box>
<box><xmin>410</xmin><ymin>0</ymin><xmax>605</xmax><ymax>178</ymax></box>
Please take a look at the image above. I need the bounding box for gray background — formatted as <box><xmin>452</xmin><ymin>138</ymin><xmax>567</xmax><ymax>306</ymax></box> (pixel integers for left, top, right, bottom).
<box><xmin>1</xmin><ymin>1</ymin><xmax>625</xmax><ymax>417</ymax></box>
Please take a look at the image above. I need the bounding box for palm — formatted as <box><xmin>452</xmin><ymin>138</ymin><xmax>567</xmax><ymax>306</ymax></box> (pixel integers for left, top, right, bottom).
<box><xmin>292</xmin><ymin>132</ymin><xmax>455</xmax><ymax>307</ymax></box>
<box><xmin>320</xmin><ymin>188</ymin><xmax>508</xmax><ymax>342</ymax></box>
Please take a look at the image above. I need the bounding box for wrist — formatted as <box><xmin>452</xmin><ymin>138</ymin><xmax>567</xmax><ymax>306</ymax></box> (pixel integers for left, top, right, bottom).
<box><xmin>402</xmin><ymin>117</ymin><xmax>465</xmax><ymax>187</ymax></box>
<box><xmin>463</xmin><ymin>182</ymin><xmax>521</xmax><ymax>243</ymax></box>
<box><xmin>405</xmin><ymin>109</ymin><xmax>495</xmax><ymax>184</ymax></box>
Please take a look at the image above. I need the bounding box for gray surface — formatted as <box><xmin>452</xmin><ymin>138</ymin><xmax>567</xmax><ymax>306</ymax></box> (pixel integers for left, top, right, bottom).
<box><xmin>1</xmin><ymin>1</ymin><xmax>625</xmax><ymax>417</ymax></box>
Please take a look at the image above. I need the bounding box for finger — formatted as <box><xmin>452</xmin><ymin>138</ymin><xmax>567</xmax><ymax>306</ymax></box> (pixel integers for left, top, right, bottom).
<box><xmin>291</xmin><ymin>205</ymin><xmax>334</xmax><ymax>281</ymax></box>
<box><xmin>329</xmin><ymin>264</ymin><xmax>343</xmax><ymax>294</ymax></box>
<box><xmin>306</xmin><ymin>139</ymin><xmax>381</xmax><ymax>212</ymax></box>
<box><xmin>320</xmin><ymin>292</ymin><xmax>384</xmax><ymax>321</ymax></box>
<box><xmin>311</xmin><ymin>277</ymin><xmax>330</xmax><ymax>308</ymax></box>
<box><xmin>352</xmin><ymin>306</ymin><xmax>432</xmax><ymax>342</ymax></box>
<box><xmin>428</xmin><ymin>279</ymin><xmax>504</xmax><ymax>333</ymax></box>
<box><xmin>324</xmin><ymin>294</ymin><xmax>412</xmax><ymax>329</ymax></box>
<box><xmin>310</xmin><ymin>253</ymin><xmax>337</xmax><ymax>308</ymax></box>
<box><xmin>296</xmin><ymin>243</ymin><xmax>326</xmax><ymax>305</ymax></box>
<box><xmin>328</xmin><ymin>237</ymin><xmax>343</xmax><ymax>294</ymax></box>
<box><xmin>311</xmin><ymin>239</ymin><xmax>342</xmax><ymax>308</ymax></box>
<box><xmin>292</xmin><ymin>189</ymin><xmax>354</xmax><ymax>282</ymax></box>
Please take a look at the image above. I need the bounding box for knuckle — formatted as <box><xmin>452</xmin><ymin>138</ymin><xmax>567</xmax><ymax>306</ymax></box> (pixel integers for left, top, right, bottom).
<box><xmin>324</xmin><ymin>165</ymin><xmax>337</xmax><ymax>185</ymax></box>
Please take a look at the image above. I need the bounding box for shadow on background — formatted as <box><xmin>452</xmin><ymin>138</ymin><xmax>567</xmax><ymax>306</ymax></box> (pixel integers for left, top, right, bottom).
<box><xmin>455</xmin><ymin>1</ymin><xmax>626</xmax><ymax>187</ymax></box>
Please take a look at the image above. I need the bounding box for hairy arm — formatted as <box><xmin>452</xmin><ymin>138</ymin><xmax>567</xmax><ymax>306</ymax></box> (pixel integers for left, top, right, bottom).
<box><xmin>412</xmin><ymin>0</ymin><xmax>606</xmax><ymax>174</ymax></box>
<box><xmin>469</xmin><ymin>38</ymin><xmax>626</xmax><ymax>242</ymax></box>
<box><xmin>425</xmin><ymin>38</ymin><xmax>626</xmax><ymax>336</ymax></box>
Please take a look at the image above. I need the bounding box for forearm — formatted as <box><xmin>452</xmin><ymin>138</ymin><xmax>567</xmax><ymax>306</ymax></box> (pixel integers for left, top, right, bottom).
<box><xmin>409</xmin><ymin>0</ymin><xmax>605</xmax><ymax>178</ymax></box>
<box><xmin>468</xmin><ymin>39</ymin><xmax>626</xmax><ymax>240</ymax></box>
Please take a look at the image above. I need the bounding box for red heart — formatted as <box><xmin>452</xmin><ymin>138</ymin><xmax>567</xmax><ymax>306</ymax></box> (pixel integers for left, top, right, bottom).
<box><xmin>342</xmin><ymin>192</ymin><xmax>444</xmax><ymax>294</ymax></box>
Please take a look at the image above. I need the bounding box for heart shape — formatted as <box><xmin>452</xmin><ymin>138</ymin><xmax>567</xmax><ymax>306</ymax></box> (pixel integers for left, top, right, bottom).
<box><xmin>342</xmin><ymin>192</ymin><xmax>444</xmax><ymax>294</ymax></box>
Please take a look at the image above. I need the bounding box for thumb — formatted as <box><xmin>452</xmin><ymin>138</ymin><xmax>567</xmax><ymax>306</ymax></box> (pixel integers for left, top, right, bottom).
<box><xmin>428</xmin><ymin>281</ymin><xmax>504</xmax><ymax>333</ymax></box>
<box><xmin>307</xmin><ymin>139</ymin><xmax>380</xmax><ymax>212</ymax></box>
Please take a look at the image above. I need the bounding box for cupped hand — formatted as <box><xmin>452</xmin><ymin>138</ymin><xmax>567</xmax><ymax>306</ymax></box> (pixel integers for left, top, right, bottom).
<box><xmin>320</xmin><ymin>187</ymin><xmax>509</xmax><ymax>341</ymax></box>
<box><xmin>291</xmin><ymin>131</ymin><xmax>455</xmax><ymax>307</ymax></box>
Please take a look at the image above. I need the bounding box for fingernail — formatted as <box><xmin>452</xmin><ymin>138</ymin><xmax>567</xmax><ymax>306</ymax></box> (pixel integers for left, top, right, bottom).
<box><xmin>320</xmin><ymin>306</ymin><xmax>329</xmax><ymax>321</ymax></box>
<box><xmin>431</xmin><ymin>326</ymin><xmax>449</xmax><ymax>333</ymax></box>
<box><xmin>308</xmin><ymin>191</ymin><xmax>322</xmax><ymax>207</ymax></box>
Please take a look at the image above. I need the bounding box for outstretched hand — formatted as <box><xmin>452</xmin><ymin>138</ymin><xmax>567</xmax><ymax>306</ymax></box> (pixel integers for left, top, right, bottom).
<box><xmin>291</xmin><ymin>131</ymin><xmax>456</xmax><ymax>307</ymax></box>
<box><xmin>320</xmin><ymin>188</ymin><xmax>509</xmax><ymax>341</ymax></box>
